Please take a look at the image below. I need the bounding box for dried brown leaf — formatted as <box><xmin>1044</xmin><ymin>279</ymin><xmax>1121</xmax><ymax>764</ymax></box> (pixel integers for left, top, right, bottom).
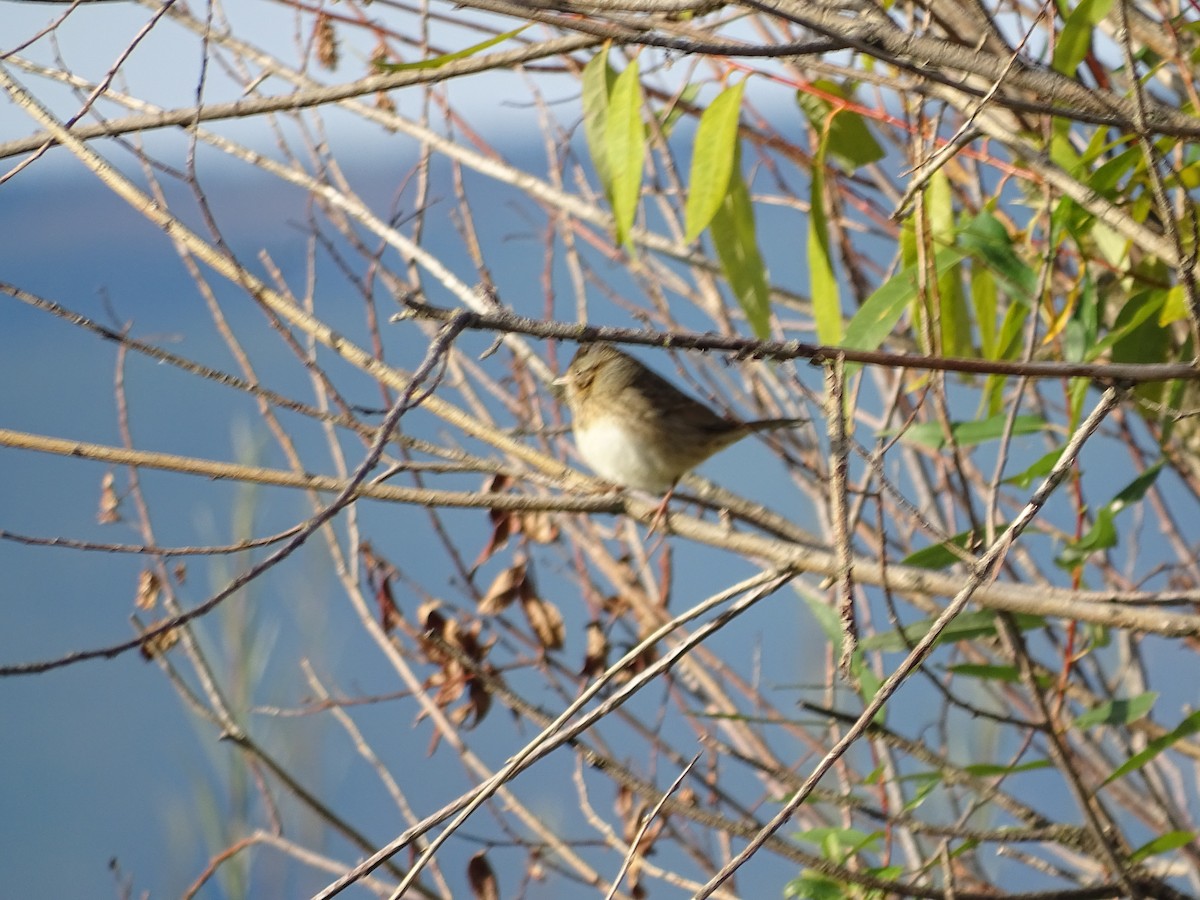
<box><xmin>519</xmin><ymin>510</ymin><xmax>559</xmax><ymax>544</ymax></box>
<box><xmin>135</xmin><ymin>570</ymin><xmax>161</xmax><ymax>611</ymax></box>
<box><xmin>375</xmin><ymin>91</ymin><xmax>396</xmax><ymax>115</ymax></box>
<box><xmin>377</xmin><ymin>578</ymin><xmax>401</xmax><ymax>633</ymax></box>
<box><xmin>472</xmin><ymin>475</ymin><xmax>517</xmax><ymax>571</ymax></box>
<box><xmin>467</xmin><ymin>851</ymin><xmax>499</xmax><ymax>900</ymax></box>
<box><xmin>527</xmin><ymin>851</ymin><xmax>545</xmax><ymax>882</ymax></box>
<box><xmin>519</xmin><ymin>575</ymin><xmax>564</xmax><ymax>651</ymax></box>
<box><xmin>97</xmin><ymin>470</ymin><xmax>121</xmax><ymax>524</ymax></box>
<box><xmin>479</xmin><ymin>559</ymin><xmax>525</xmax><ymax>614</ymax></box>
<box><xmin>314</xmin><ymin>12</ymin><xmax>338</xmax><ymax>70</ymax></box>
<box><xmin>464</xmin><ymin>677</ymin><xmax>492</xmax><ymax>728</ymax></box>
<box><xmin>138</xmin><ymin>620</ymin><xmax>179</xmax><ymax>660</ymax></box>
<box><xmin>580</xmin><ymin>620</ymin><xmax>609</xmax><ymax>679</ymax></box>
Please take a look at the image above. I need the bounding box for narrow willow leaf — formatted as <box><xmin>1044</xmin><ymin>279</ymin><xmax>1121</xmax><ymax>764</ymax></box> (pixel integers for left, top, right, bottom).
<box><xmin>804</xmin><ymin>593</ymin><xmax>843</xmax><ymax>645</ymax></box>
<box><xmin>660</xmin><ymin>82</ymin><xmax>700</xmax><ymax>135</ymax></box>
<box><xmin>684</xmin><ymin>80</ymin><xmax>745</xmax><ymax>242</ymax></box>
<box><xmin>859</xmin><ymin>611</ymin><xmax>1044</xmax><ymax>652</ymax></box>
<box><xmin>710</xmin><ymin>164</ymin><xmax>770</xmax><ymax>338</ymax></box>
<box><xmin>1073</xmin><ymin>692</ymin><xmax>1157</xmax><ymax>729</ymax></box>
<box><xmin>1106</xmin><ymin>708</ymin><xmax>1200</xmax><ymax>784</ymax></box>
<box><xmin>809</xmin><ymin>138</ymin><xmax>842</xmax><ymax>345</ymax></box>
<box><xmin>927</xmin><ymin>170</ymin><xmax>972</xmax><ymax>357</ymax></box>
<box><xmin>1158</xmin><ymin>284</ymin><xmax>1188</xmax><ymax>325</ymax></box>
<box><xmin>607</xmin><ymin>59</ymin><xmax>644</xmax><ymax>248</ymax></box>
<box><xmin>963</xmin><ymin>759</ymin><xmax>1052</xmax><ymax>777</ymax></box>
<box><xmin>581</xmin><ymin>48</ymin><xmax>616</xmax><ymax>202</ymax></box>
<box><xmin>797</xmin><ymin>826</ymin><xmax>882</xmax><ymax>857</ymax></box>
<box><xmin>1088</xmin><ymin>144</ymin><xmax>1143</xmax><ymax>194</ymax></box>
<box><xmin>1129</xmin><ymin>831</ymin><xmax>1199</xmax><ymax>863</ymax></box>
<box><xmin>981</xmin><ymin>298</ymin><xmax>1030</xmax><ymax>416</ymax></box>
<box><xmin>901</xmin><ymin>527</ymin><xmax>994</xmax><ymax>570</ymax></box>
<box><xmin>795</xmin><ymin>80</ymin><xmax>884</xmax><ymax>172</ymax></box>
<box><xmin>1052</xmin><ymin>0</ymin><xmax>1116</xmax><ymax>76</ymax></box>
<box><xmin>841</xmin><ymin>248</ymin><xmax>965</xmax><ymax>353</ymax></box>
<box><xmin>971</xmin><ymin>265</ymin><xmax>998</xmax><ymax>359</ymax></box>
<box><xmin>1004</xmin><ymin>446</ymin><xmax>1065</xmax><ymax>488</ymax></box>
<box><xmin>1057</xmin><ymin>507</ymin><xmax>1117</xmax><ymax>568</ymax></box>
<box><xmin>1110</xmin><ymin>461</ymin><xmax>1163</xmax><ymax>511</ymax></box>
<box><xmin>957</xmin><ymin>212</ymin><xmax>1036</xmax><ymax>302</ymax></box>
<box><xmin>896</xmin><ymin>413</ymin><xmax>1047</xmax><ymax>450</ymax></box>
<box><xmin>1058</xmin><ymin>462</ymin><xmax>1164</xmax><ymax>567</ymax></box>
<box><xmin>857</xmin><ymin>664</ymin><xmax>886</xmax><ymax>723</ymax></box>
<box><xmin>787</xmin><ymin>872</ymin><xmax>848</xmax><ymax>900</ymax></box>
<box><xmin>1093</xmin><ymin>290</ymin><xmax>1167</xmax><ymax>361</ymax></box>
<box><xmin>947</xmin><ymin>664</ymin><xmax>1021</xmax><ymax>683</ymax></box>
<box><xmin>375</xmin><ymin>25</ymin><xmax>528</xmax><ymax>71</ymax></box>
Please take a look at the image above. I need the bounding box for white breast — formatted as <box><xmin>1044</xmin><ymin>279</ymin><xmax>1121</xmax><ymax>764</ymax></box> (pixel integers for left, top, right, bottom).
<box><xmin>575</xmin><ymin>419</ymin><xmax>677</xmax><ymax>493</ymax></box>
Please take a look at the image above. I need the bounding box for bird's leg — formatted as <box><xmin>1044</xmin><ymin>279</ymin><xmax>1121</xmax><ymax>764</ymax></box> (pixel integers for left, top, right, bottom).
<box><xmin>646</xmin><ymin>484</ymin><xmax>677</xmax><ymax>536</ymax></box>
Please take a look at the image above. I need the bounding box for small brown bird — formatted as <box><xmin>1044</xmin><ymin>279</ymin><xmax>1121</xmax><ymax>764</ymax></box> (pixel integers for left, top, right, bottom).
<box><xmin>554</xmin><ymin>343</ymin><xmax>804</xmax><ymax>506</ymax></box>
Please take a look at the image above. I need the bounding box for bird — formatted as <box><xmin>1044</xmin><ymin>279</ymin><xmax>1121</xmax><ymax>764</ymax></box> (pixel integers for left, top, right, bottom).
<box><xmin>554</xmin><ymin>343</ymin><xmax>804</xmax><ymax>525</ymax></box>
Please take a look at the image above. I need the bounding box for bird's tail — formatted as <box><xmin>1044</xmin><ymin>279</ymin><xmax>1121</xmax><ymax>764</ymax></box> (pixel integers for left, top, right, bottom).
<box><xmin>746</xmin><ymin>416</ymin><xmax>807</xmax><ymax>434</ymax></box>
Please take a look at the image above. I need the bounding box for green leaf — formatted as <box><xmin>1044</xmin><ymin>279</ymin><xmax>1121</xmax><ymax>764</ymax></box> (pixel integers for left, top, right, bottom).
<box><xmin>1052</xmin><ymin>0</ymin><xmax>1116</xmax><ymax>76</ymax></box>
<box><xmin>1073</xmin><ymin>692</ymin><xmax>1157</xmax><ymax>729</ymax></box>
<box><xmin>797</xmin><ymin>826</ymin><xmax>881</xmax><ymax>856</ymax></box>
<box><xmin>711</xmin><ymin>163</ymin><xmax>771</xmax><ymax>338</ymax></box>
<box><xmin>684</xmin><ymin>80</ymin><xmax>745</xmax><ymax>242</ymax></box>
<box><xmin>795</xmin><ymin>80</ymin><xmax>884</xmax><ymax>172</ymax></box>
<box><xmin>1004</xmin><ymin>446</ymin><xmax>1065</xmax><ymax>489</ymax></box>
<box><xmin>896</xmin><ymin>413</ymin><xmax>1047</xmax><ymax>450</ymax></box>
<box><xmin>1111</xmin><ymin>460</ymin><xmax>1164</xmax><ymax>511</ymax></box>
<box><xmin>1089</xmin><ymin>290</ymin><xmax>1166</xmax><ymax>361</ymax></box>
<box><xmin>972</xmin><ymin>264</ymin><xmax>998</xmax><ymax>358</ymax></box>
<box><xmin>992</xmin><ymin>299</ymin><xmax>1030</xmax><ymax>361</ymax></box>
<box><xmin>962</xmin><ymin>759</ymin><xmax>1052</xmax><ymax>777</ymax></box>
<box><xmin>957</xmin><ymin>212</ymin><xmax>1037</xmax><ymax>302</ymax></box>
<box><xmin>581</xmin><ymin>49</ymin><xmax>617</xmax><ymax>202</ymax></box>
<box><xmin>1106</xmin><ymin>709</ymin><xmax>1200</xmax><ymax>784</ymax></box>
<box><xmin>809</xmin><ymin>134</ymin><xmax>842</xmax><ymax>345</ymax></box>
<box><xmin>902</xmin><ymin>775</ymin><xmax>940</xmax><ymax>811</ymax></box>
<box><xmin>859</xmin><ymin>611</ymin><xmax>1045</xmax><ymax>653</ymax></box>
<box><xmin>901</xmin><ymin>529</ymin><xmax>981</xmax><ymax>570</ymax></box>
<box><xmin>947</xmin><ymin>663</ymin><xmax>1021</xmax><ymax>683</ymax></box>
<box><xmin>1067</xmin><ymin>374</ymin><xmax>1089</xmax><ymax>429</ymax></box>
<box><xmin>905</xmin><ymin>759</ymin><xmax>1051</xmax><ymax>783</ymax></box>
<box><xmin>1159</xmin><ymin>284</ymin><xmax>1189</xmax><ymax>325</ymax></box>
<box><xmin>981</xmin><ymin>298</ymin><xmax>1030</xmax><ymax>416</ymax></box>
<box><xmin>658</xmin><ymin>83</ymin><xmax>700</xmax><ymax>135</ymax></box>
<box><xmin>786</xmin><ymin>872</ymin><xmax>848</xmax><ymax>900</ymax></box>
<box><xmin>824</xmin><ymin>111</ymin><xmax>885</xmax><ymax>172</ymax></box>
<box><xmin>607</xmin><ymin>59</ymin><xmax>645</xmax><ymax>248</ymax></box>
<box><xmin>857</xmin><ymin>663</ymin><xmax>886</xmax><ymax>724</ymax></box>
<box><xmin>804</xmin><ymin>593</ymin><xmax>844</xmax><ymax>649</ymax></box>
<box><xmin>842</xmin><ymin>248</ymin><xmax>965</xmax><ymax>353</ymax></box>
<box><xmin>1058</xmin><ymin>462</ymin><xmax>1164</xmax><ymax>567</ymax></box>
<box><xmin>1129</xmin><ymin>831</ymin><xmax>1199</xmax><ymax>863</ymax></box>
<box><xmin>1069</xmin><ymin>272</ymin><xmax>1100</xmax><ymax>362</ymax></box>
<box><xmin>927</xmin><ymin>171</ymin><xmax>972</xmax><ymax>357</ymax></box>
<box><xmin>1057</xmin><ymin>506</ymin><xmax>1117</xmax><ymax>568</ymax></box>
<box><xmin>1087</xmin><ymin>143</ymin><xmax>1142</xmax><ymax>197</ymax></box>
<box><xmin>375</xmin><ymin>25</ymin><xmax>529</xmax><ymax>71</ymax></box>
<box><xmin>796</xmin><ymin>825</ymin><xmax>883</xmax><ymax>854</ymax></box>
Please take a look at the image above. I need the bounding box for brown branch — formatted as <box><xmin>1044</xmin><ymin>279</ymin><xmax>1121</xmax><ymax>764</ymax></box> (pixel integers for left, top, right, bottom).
<box><xmin>5</xmin><ymin>425</ymin><xmax>1200</xmax><ymax>637</ymax></box>
<box><xmin>0</xmin><ymin>312</ymin><xmax>472</xmax><ymax>676</ymax></box>
<box><xmin>0</xmin><ymin>527</ymin><xmax>304</xmax><ymax>557</ymax></box>
<box><xmin>398</xmin><ymin>297</ymin><xmax>1200</xmax><ymax>383</ymax></box>
<box><xmin>696</xmin><ymin>385</ymin><xmax>1126</xmax><ymax>897</ymax></box>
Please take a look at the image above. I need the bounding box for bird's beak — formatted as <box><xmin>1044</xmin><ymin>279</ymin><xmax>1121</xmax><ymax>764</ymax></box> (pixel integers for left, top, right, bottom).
<box><xmin>550</xmin><ymin>373</ymin><xmax>570</xmax><ymax>401</ymax></box>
